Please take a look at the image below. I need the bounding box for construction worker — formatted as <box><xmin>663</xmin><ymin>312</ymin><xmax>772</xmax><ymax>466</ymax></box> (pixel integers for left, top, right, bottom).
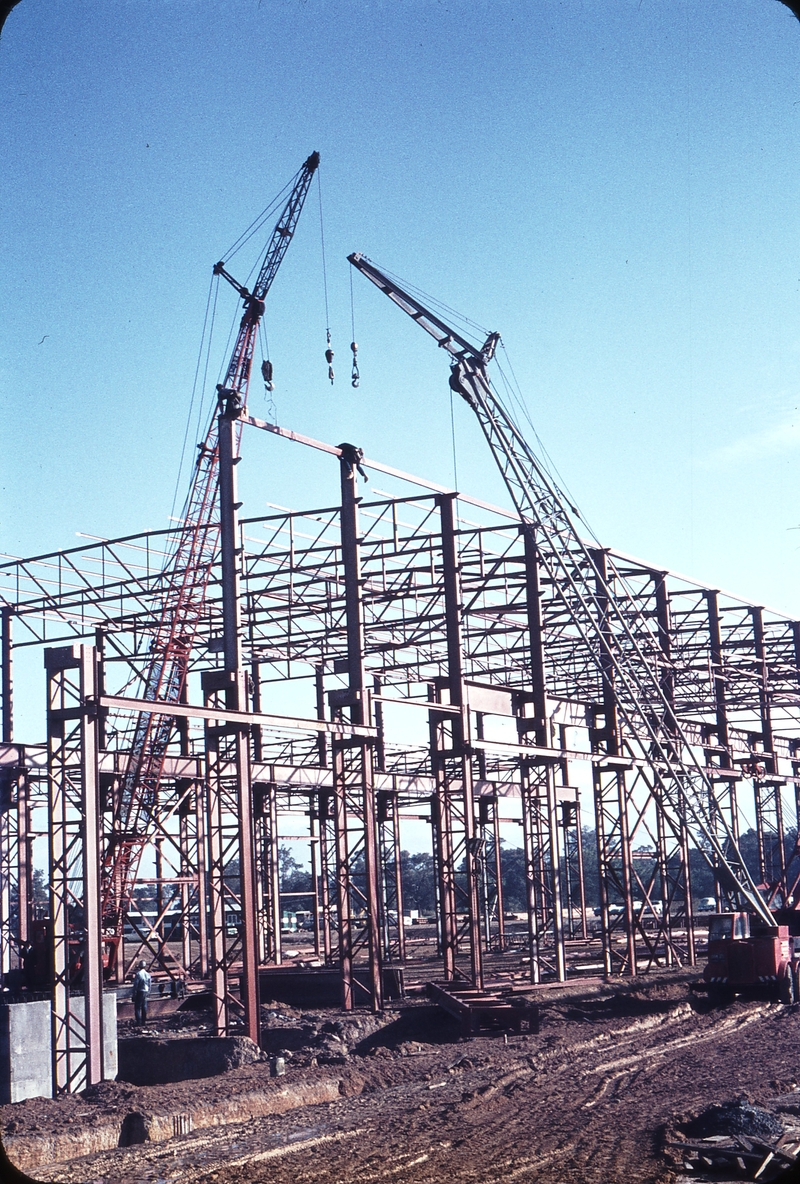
<box><xmin>131</xmin><ymin>960</ymin><xmax>152</xmax><ymax>1025</ymax></box>
<box><xmin>21</xmin><ymin>941</ymin><xmax>37</xmax><ymax>992</ymax></box>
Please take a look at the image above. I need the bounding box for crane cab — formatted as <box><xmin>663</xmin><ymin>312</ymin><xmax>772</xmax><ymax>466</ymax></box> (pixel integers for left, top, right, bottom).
<box><xmin>707</xmin><ymin>911</ymin><xmax>750</xmax><ymax>942</ymax></box>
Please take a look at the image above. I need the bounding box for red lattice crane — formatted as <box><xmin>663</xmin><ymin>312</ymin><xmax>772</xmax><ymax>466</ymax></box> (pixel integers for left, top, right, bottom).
<box><xmin>101</xmin><ymin>152</ymin><xmax>320</xmax><ymax>957</ymax></box>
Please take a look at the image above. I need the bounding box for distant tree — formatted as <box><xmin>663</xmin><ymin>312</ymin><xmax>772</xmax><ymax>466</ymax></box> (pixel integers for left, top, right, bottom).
<box><xmin>579</xmin><ymin>828</ymin><xmax>600</xmax><ymax>909</ymax></box>
<box><xmin>497</xmin><ymin>846</ymin><xmax>526</xmax><ymax>911</ymax></box>
<box><xmin>497</xmin><ymin>832</ymin><xmax>601</xmax><ymax>911</ymax></box>
<box><xmin>688</xmin><ymin>846</ymin><xmax>716</xmax><ymax>900</ymax></box>
<box><xmin>32</xmin><ymin>868</ymin><xmax>48</xmax><ymax>902</ymax></box>
<box><xmin>278</xmin><ymin>845</ymin><xmax>312</xmax><ymax>894</ymax></box>
<box><xmin>399</xmin><ymin>851</ymin><xmax>436</xmax><ymax>914</ymax></box>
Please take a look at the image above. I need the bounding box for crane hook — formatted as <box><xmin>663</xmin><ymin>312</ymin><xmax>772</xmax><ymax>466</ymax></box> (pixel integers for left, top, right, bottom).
<box><xmin>350</xmin><ymin>341</ymin><xmax>360</xmax><ymax>388</ymax></box>
<box><xmin>325</xmin><ymin>329</ymin><xmax>334</xmax><ymax>384</ymax></box>
<box><xmin>261</xmin><ymin>359</ymin><xmax>274</xmax><ymax>392</ymax></box>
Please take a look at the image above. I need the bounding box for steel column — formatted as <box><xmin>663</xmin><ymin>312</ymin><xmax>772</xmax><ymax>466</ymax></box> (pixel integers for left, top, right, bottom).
<box><xmin>433</xmin><ymin>494</ymin><xmax>483</xmax><ymax>988</ymax></box>
<box><xmin>591</xmin><ymin>549</ymin><xmax>637</xmax><ymax>977</ymax></box>
<box><xmin>706</xmin><ymin>591</ymin><xmax>740</xmax><ymax>910</ymax></box>
<box><xmin>308</xmin><ymin>801</ymin><xmax>322</xmax><ymax>959</ymax></box>
<box><xmin>254</xmin><ymin>780</ymin><xmax>282</xmax><ymax>964</ymax></box>
<box><xmin>219</xmin><ymin>407</ymin><xmax>259</xmax><ymax>1042</ymax></box>
<box><xmin>752</xmin><ymin>607</ymin><xmax>787</xmax><ymax>903</ymax></box>
<box><xmin>477</xmin><ymin>792</ymin><xmax>506</xmax><ymax>953</ymax></box>
<box><xmin>521</xmin><ymin>531</ymin><xmax>565</xmax><ymax>980</ymax></box>
<box><xmin>2</xmin><ymin>608</ymin><xmax>12</xmax><ymax>743</ymax></box>
<box><xmin>17</xmin><ymin>769</ymin><xmax>31</xmax><ymax>948</ymax></box>
<box><xmin>0</xmin><ymin>768</ymin><xmax>16</xmax><ymax>981</ymax></box>
<box><xmin>194</xmin><ymin>781</ymin><xmax>209</xmax><ymax>978</ymax></box>
<box><xmin>377</xmin><ymin>790</ymin><xmax>406</xmax><ymax>965</ymax></box>
<box><xmin>330</xmin><ymin>449</ymin><xmax>382</xmax><ymax>1011</ymax></box>
<box><xmin>520</xmin><ymin>765</ymin><xmax>543</xmax><ymax>983</ymax></box>
<box><xmin>45</xmin><ymin>645</ymin><xmax>105</xmax><ymax>1093</ymax></box>
<box><xmin>177</xmin><ymin>786</ymin><xmax>193</xmax><ymax>973</ymax></box>
<box><xmin>317</xmin><ymin>790</ymin><xmax>335</xmax><ymax>965</ymax></box>
<box><xmin>654</xmin><ymin>573</ymin><xmax>695</xmax><ymax>966</ymax></box>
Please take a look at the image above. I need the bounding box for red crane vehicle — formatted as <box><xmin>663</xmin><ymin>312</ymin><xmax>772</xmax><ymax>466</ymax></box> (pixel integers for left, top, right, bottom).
<box><xmin>347</xmin><ymin>251</ymin><xmax>798</xmax><ymax>1003</ymax></box>
<box><xmin>99</xmin><ymin>151</ymin><xmax>319</xmax><ymax>979</ymax></box>
<box><xmin>700</xmin><ymin>910</ymin><xmax>800</xmax><ymax>1004</ymax></box>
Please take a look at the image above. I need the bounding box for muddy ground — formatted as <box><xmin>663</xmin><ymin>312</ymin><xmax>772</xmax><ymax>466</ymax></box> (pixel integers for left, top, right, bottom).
<box><xmin>6</xmin><ymin>970</ymin><xmax>800</xmax><ymax>1184</ymax></box>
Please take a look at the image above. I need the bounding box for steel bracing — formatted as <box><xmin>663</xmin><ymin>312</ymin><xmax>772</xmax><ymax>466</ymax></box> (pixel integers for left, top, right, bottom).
<box><xmin>3</xmin><ymin>432</ymin><xmax>800</xmax><ymax>1089</ymax></box>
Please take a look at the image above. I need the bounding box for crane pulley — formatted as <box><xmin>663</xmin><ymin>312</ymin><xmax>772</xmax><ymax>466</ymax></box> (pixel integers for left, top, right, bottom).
<box><xmin>348</xmin><ymin>250</ymin><xmax>774</xmax><ymax>928</ymax></box>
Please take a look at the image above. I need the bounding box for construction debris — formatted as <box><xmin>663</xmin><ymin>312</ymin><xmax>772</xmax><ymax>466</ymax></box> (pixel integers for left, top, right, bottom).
<box><xmin>666</xmin><ymin>1097</ymin><xmax>800</xmax><ymax>1181</ymax></box>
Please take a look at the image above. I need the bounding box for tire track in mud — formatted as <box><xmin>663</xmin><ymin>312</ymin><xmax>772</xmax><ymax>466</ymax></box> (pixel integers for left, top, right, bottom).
<box><xmin>580</xmin><ymin>1002</ymin><xmax>771</xmax><ymax>1079</ymax></box>
<box><xmin>275</xmin><ymin>1000</ymin><xmax>780</xmax><ymax>1184</ymax></box>
<box><xmin>37</xmin><ymin>996</ymin><xmax>788</xmax><ymax>1184</ymax></box>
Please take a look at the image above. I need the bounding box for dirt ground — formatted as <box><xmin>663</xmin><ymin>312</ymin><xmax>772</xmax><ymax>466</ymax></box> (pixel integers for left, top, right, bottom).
<box><xmin>7</xmin><ymin>969</ymin><xmax>800</xmax><ymax>1184</ymax></box>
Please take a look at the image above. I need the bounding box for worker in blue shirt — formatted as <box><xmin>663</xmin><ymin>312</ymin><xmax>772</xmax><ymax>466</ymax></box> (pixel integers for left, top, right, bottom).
<box><xmin>131</xmin><ymin>961</ymin><xmax>152</xmax><ymax>1025</ymax></box>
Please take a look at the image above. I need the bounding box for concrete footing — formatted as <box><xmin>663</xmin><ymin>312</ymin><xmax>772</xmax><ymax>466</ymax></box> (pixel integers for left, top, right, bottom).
<box><xmin>0</xmin><ymin>994</ymin><xmax>118</xmax><ymax>1103</ymax></box>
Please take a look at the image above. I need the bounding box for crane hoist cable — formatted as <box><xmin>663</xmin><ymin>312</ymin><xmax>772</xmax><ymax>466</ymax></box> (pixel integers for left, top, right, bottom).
<box><xmin>317</xmin><ymin>169</ymin><xmax>334</xmax><ymax>383</ymax></box>
<box><xmin>349</xmin><ymin>266</ymin><xmax>360</xmax><ymax>388</ymax></box>
<box><xmin>169</xmin><ymin>270</ymin><xmax>220</xmax><ymax>526</ymax></box>
<box><xmin>449</xmin><ymin>385</ymin><xmax>459</xmax><ymax>490</ymax></box>
<box><xmin>258</xmin><ymin>319</ymin><xmax>277</xmax><ymax>423</ymax></box>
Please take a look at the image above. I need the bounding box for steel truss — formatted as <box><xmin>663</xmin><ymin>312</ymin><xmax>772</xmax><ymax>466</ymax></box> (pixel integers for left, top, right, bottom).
<box><xmin>2</xmin><ymin>435</ymin><xmax>800</xmax><ymax>1088</ymax></box>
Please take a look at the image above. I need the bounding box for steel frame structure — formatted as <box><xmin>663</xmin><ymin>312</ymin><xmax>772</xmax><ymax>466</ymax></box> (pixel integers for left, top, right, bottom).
<box><xmin>2</xmin><ymin>430</ymin><xmax>800</xmax><ymax>1089</ymax></box>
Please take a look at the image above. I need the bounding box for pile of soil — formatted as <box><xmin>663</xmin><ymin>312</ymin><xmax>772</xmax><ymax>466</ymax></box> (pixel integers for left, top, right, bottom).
<box><xmin>259</xmin><ymin>1004</ymin><xmax>393</xmax><ymax>1064</ymax></box>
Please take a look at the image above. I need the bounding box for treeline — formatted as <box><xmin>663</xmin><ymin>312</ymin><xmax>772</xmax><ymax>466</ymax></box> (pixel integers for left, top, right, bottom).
<box><xmin>280</xmin><ymin>827</ymin><xmax>800</xmax><ymax>916</ymax></box>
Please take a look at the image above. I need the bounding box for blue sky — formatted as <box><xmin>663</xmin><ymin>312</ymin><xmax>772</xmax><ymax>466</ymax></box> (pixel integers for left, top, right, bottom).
<box><xmin>2</xmin><ymin>1</ymin><xmax>800</xmax><ymax>615</ymax></box>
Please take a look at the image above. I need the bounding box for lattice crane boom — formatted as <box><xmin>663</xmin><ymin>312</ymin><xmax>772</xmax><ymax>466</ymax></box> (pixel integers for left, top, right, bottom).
<box><xmin>101</xmin><ymin>153</ymin><xmax>320</xmax><ymax>941</ymax></box>
<box><xmin>348</xmin><ymin>251</ymin><xmax>774</xmax><ymax>927</ymax></box>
